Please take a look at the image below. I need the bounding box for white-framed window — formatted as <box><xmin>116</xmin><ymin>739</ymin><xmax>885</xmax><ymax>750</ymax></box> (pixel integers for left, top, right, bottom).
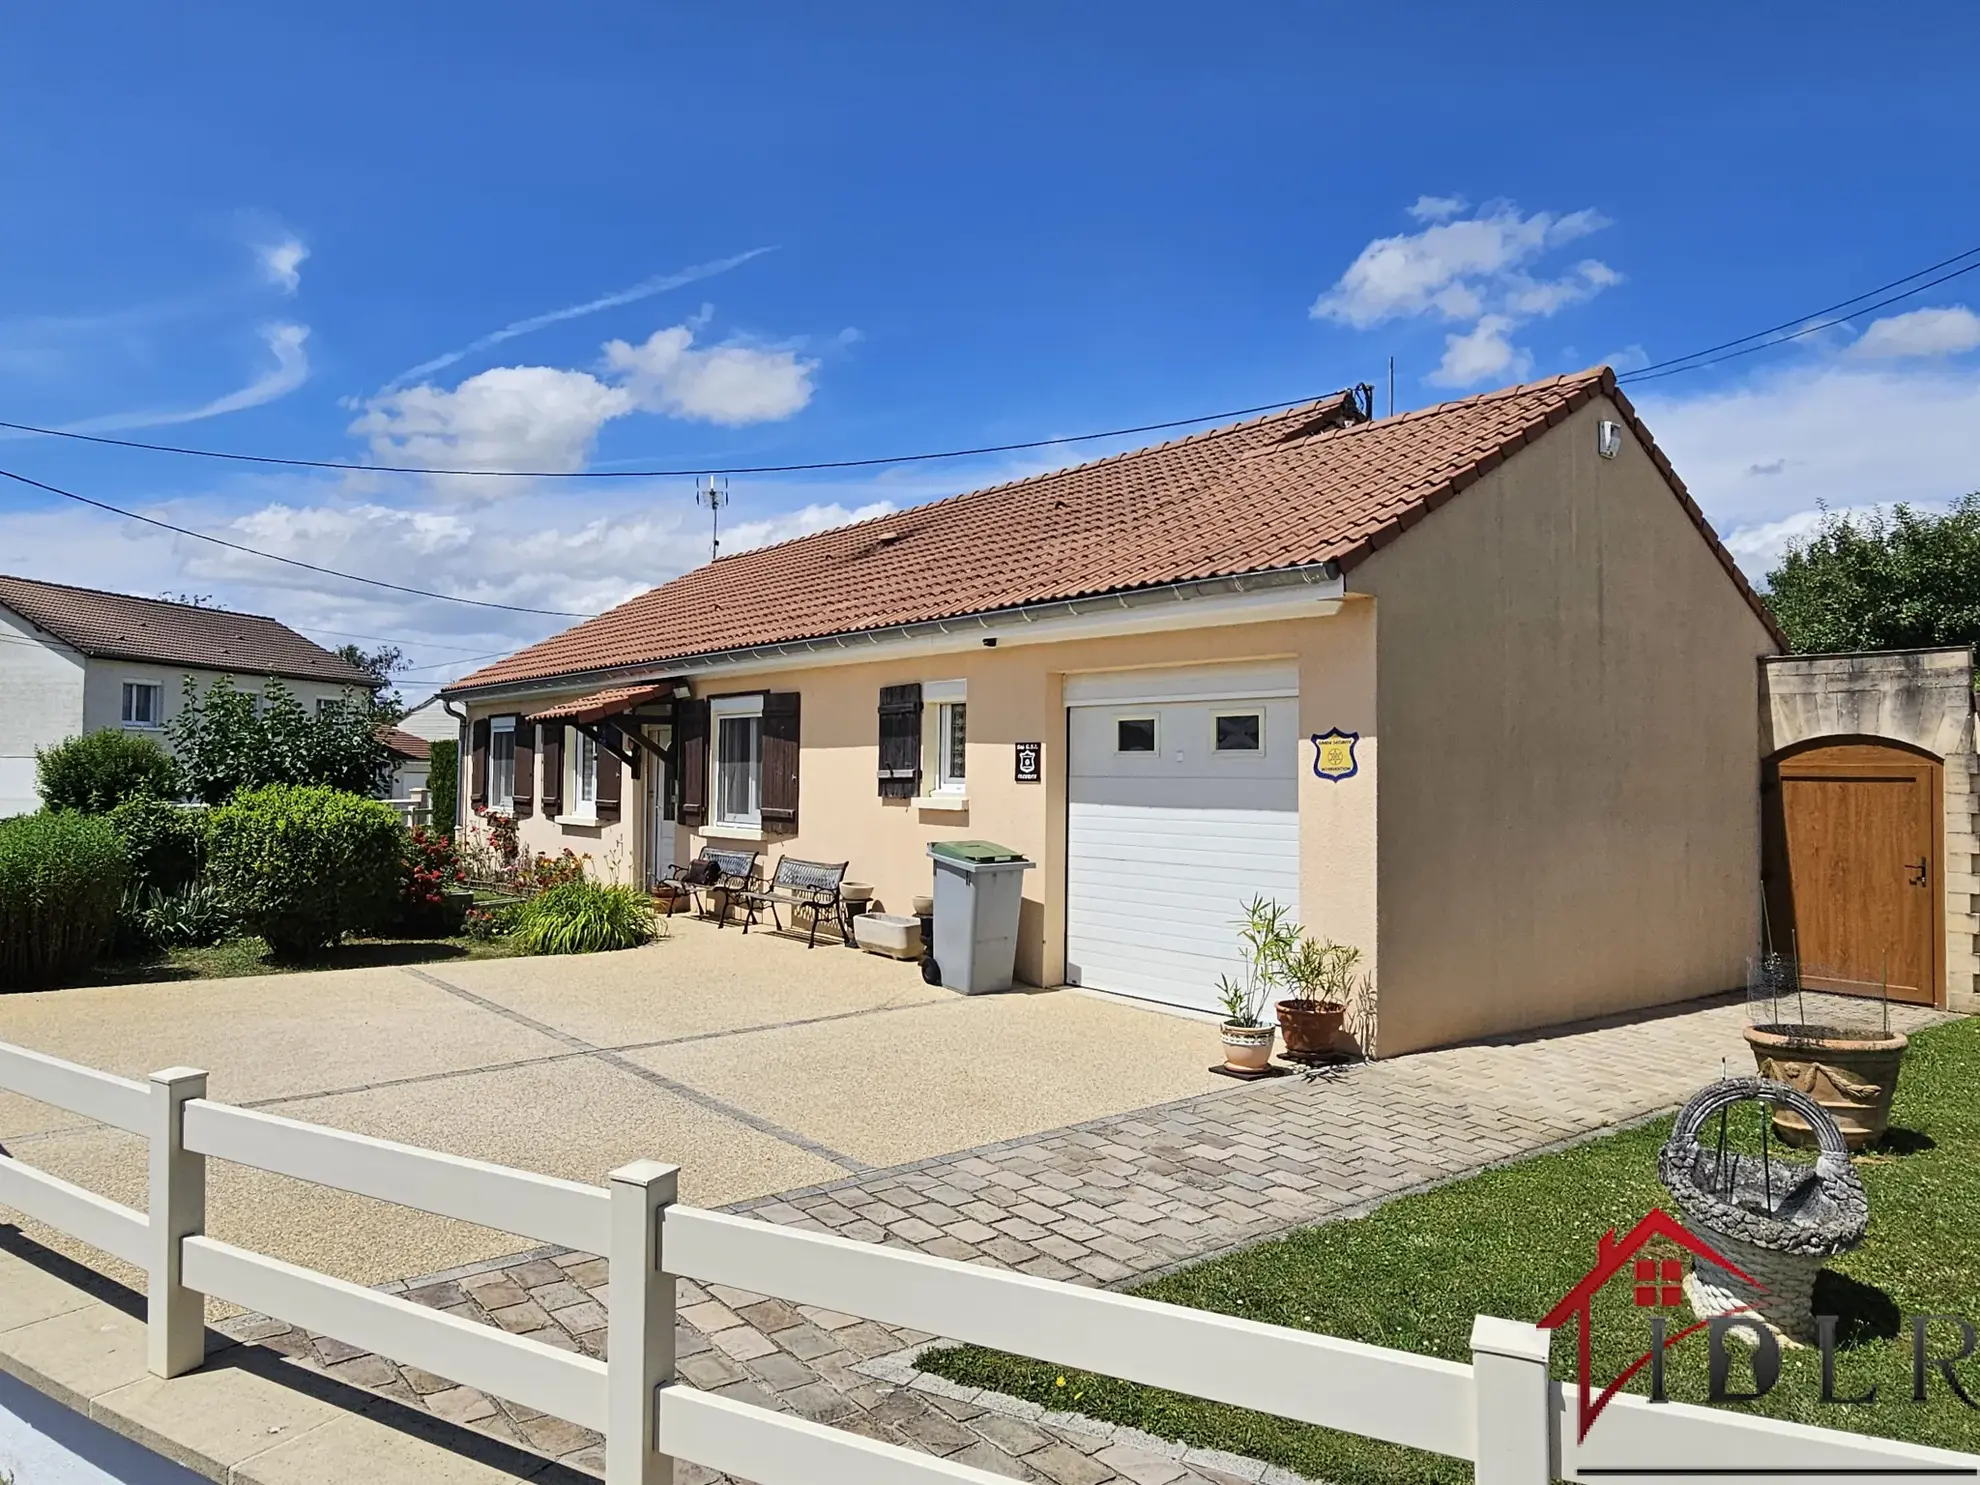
<box><xmin>489</xmin><ymin>717</ymin><xmax>516</xmax><ymax>811</ymax></box>
<box><xmin>922</xmin><ymin>679</ymin><xmax>967</xmax><ymax>796</ymax></box>
<box><xmin>1213</xmin><ymin>710</ymin><xmax>1264</xmax><ymax>753</ymax></box>
<box><xmin>121</xmin><ymin>681</ymin><xmax>163</xmax><ymax>728</ymax></box>
<box><xmin>711</xmin><ymin>695</ymin><xmax>764</xmax><ymax>829</ymax></box>
<box><xmin>573</xmin><ymin>728</ymin><xmax>599</xmax><ymax>811</ymax></box>
<box><xmin>317</xmin><ymin>697</ymin><xmax>339</xmax><ymax>719</ymax></box>
<box><xmin>1115</xmin><ymin>715</ymin><xmax>1158</xmax><ymax>753</ymax></box>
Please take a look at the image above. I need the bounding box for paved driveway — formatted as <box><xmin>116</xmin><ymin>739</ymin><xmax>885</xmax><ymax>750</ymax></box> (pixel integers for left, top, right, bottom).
<box><xmin>0</xmin><ymin>918</ymin><xmax>1227</xmax><ymax>1287</ymax></box>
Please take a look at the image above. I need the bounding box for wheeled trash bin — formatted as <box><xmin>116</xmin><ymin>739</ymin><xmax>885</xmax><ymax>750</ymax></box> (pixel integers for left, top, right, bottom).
<box><xmin>925</xmin><ymin>840</ymin><xmax>1034</xmax><ymax>994</ymax></box>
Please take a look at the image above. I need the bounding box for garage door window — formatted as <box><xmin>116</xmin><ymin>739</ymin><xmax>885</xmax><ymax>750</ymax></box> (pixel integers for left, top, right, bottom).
<box><xmin>1214</xmin><ymin>712</ymin><xmax>1263</xmax><ymax>752</ymax></box>
<box><xmin>1116</xmin><ymin>717</ymin><xmax>1157</xmax><ymax>753</ymax></box>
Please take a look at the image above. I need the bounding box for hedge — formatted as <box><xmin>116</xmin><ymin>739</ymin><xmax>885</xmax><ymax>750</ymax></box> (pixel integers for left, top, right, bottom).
<box><xmin>205</xmin><ymin>785</ymin><xmax>403</xmax><ymax>957</ymax></box>
<box><xmin>35</xmin><ymin>729</ymin><xmax>179</xmax><ymax>814</ymax></box>
<box><xmin>0</xmin><ymin>812</ymin><xmax>129</xmax><ymax>988</ymax></box>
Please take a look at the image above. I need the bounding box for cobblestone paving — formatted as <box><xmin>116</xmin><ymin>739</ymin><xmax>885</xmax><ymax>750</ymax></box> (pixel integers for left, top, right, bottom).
<box><xmin>218</xmin><ymin>992</ymin><xmax>1950</xmax><ymax>1483</ymax></box>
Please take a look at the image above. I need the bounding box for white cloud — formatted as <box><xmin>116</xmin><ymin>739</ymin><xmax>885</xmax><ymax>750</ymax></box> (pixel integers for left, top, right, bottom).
<box><xmin>259</xmin><ymin>237</ymin><xmax>308</xmax><ymax>296</ymax></box>
<box><xmin>1601</xmin><ymin>343</ymin><xmax>1650</xmax><ymax>373</ymax></box>
<box><xmin>1311</xmin><ymin>201</ymin><xmax>1612</xmax><ymax>329</ymax></box>
<box><xmin>351</xmin><ymin>365</ymin><xmax>633</xmax><ymax>478</ymax></box>
<box><xmin>48</xmin><ymin>322</ymin><xmax>311</xmax><ymax>434</ymax></box>
<box><xmin>383</xmin><ymin>248</ymin><xmax>776</xmax><ymax>390</ymax></box>
<box><xmin>1503</xmin><ymin>260</ymin><xmax>1622</xmax><ymax>317</ymax></box>
<box><xmin>1428</xmin><ymin>315</ymin><xmax>1530</xmax><ymax>387</ymax></box>
<box><xmin>1407</xmin><ymin>194</ymin><xmax>1468</xmax><ymax>223</ymax></box>
<box><xmin>602</xmin><ymin>326</ymin><xmax>816</xmax><ymax>426</ymax></box>
<box><xmin>1850</xmin><ymin>305</ymin><xmax>1980</xmax><ymax>361</ymax></box>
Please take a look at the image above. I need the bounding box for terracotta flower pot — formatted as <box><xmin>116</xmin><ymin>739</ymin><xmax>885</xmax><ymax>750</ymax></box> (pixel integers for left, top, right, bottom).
<box><xmin>1276</xmin><ymin>999</ymin><xmax>1346</xmax><ymax>1056</ymax></box>
<box><xmin>1744</xmin><ymin>1023</ymin><xmax>1909</xmax><ymax>1151</ymax></box>
<box><xmin>1220</xmin><ymin>1021</ymin><xmax>1276</xmax><ymax>1071</ymax></box>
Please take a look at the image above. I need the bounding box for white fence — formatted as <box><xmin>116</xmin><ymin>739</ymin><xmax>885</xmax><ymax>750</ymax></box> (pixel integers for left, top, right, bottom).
<box><xmin>0</xmin><ymin>1038</ymin><xmax>1974</xmax><ymax>1484</ymax></box>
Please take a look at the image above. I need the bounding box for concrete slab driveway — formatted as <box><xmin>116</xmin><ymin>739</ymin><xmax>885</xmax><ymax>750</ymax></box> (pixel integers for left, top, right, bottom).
<box><xmin>0</xmin><ymin>918</ymin><xmax>1225</xmax><ymax>1290</ymax></box>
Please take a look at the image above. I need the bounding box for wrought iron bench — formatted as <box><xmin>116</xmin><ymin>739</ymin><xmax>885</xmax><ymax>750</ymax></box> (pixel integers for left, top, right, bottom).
<box><xmin>737</xmin><ymin>857</ymin><xmax>852</xmax><ymax>948</ymax></box>
<box><xmin>658</xmin><ymin>847</ymin><xmax>759</xmax><ymax>926</ymax></box>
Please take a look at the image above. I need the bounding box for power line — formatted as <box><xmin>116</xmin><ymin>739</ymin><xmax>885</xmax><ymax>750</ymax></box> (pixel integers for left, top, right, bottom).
<box><xmin>0</xmin><ymin>395</ymin><xmax>1341</xmax><ymax>480</ymax></box>
<box><xmin>1618</xmin><ymin>249</ymin><xmax>1980</xmax><ymax>384</ymax></box>
<box><xmin>307</xmin><ymin>624</ymin><xmax>516</xmax><ymax>654</ymax></box>
<box><xmin>0</xmin><ymin>465</ymin><xmax>595</xmax><ymax>618</ymax></box>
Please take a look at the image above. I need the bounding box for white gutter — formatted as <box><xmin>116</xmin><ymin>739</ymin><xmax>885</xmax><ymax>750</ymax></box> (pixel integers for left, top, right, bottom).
<box><xmin>448</xmin><ymin>562</ymin><xmax>1345</xmax><ymax>705</ymax></box>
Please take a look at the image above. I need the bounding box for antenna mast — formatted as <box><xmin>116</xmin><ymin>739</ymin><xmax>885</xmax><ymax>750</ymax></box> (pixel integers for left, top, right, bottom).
<box><xmin>695</xmin><ymin>475</ymin><xmax>730</xmax><ymax>562</ymax></box>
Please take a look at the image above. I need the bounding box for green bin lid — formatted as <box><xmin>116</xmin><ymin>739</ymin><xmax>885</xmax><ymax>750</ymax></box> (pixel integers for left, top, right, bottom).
<box><xmin>929</xmin><ymin>839</ymin><xmax>1027</xmax><ymax>865</ymax></box>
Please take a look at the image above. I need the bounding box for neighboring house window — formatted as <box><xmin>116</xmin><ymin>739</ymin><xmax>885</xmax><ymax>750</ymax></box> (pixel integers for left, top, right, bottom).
<box><xmin>574</xmin><ymin>729</ymin><xmax>598</xmax><ymax>811</ymax></box>
<box><xmin>1116</xmin><ymin>716</ymin><xmax>1157</xmax><ymax>753</ymax></box>
<box><xmin>1214</xmin><ymin>711</ymin><xmax>1263</xmax><ymax>752</ymax></box>
<box><xmin>489</xmin><ymin>717</ymin><xmax>516</xmax><ymax>811</ymax></box>
<box><xmin>711</xmin><ymin>696</ymin><xmax>764</xmax><ymax>828</ymax></box>
<box><xmin>121</xmin><ymin>682</ymin><xmax>163</xmax><ymax>728</ymax></box>
<box><xmin>317</xmin><ymin>697</ymin><xmax>338</xmax><ymax>719</ymax></box>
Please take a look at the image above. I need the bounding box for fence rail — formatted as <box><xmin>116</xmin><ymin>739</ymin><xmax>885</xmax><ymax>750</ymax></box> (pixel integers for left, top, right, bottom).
<box><xmin>1</xmin><ymin>1036</ymin><xmax>1974</xmax><ymax>1485</ymax></box>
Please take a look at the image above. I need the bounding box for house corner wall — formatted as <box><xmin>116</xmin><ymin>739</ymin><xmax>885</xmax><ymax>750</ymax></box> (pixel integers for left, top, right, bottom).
<box><xmin>1348</xmin><ymin>396</ymin><xmax>1779</xmax><ymax>1055</ymax></box>
<box><xmin>0</xmin><ymin>609</ymin><xmax>86</xmax><ymax>816</ymax></box>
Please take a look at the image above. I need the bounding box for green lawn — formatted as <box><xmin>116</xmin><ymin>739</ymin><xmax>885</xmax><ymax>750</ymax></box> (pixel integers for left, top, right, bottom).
<box><xmin>85</xmin><ymin>933</ymin><xmax>517</xmax><ymax>983</ymax></box>
<box><xmin>921</xmin><ymin>1017</ymin><xmax>1980</xmax><ymax>1484</ymax></box>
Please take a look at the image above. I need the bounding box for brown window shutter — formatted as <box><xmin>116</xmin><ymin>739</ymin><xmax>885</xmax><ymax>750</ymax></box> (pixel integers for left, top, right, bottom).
<box><xmin>540</xmin><ymin>725</ymin><xmax>563</xmax><ymax>815</ymax></box>
<box><xmin>762</xmin><ymin>692</ymin><xmax>801</xmax><ymax>830</ymax></box>
<box><xmin>513</xmin><ymin>718</ymin><xmax>535</xmax><ymax>817</ymax></box>
<box><xmin>470</xmin><ymin>717</ymin><xmax>490</xmax><ymax>807</ymax></box>
<box><xmin>878</xmin><ymin>684</ymin><xmax>922</xmax><ymax>798</ymax></box>
<box><xmin>677</xmin><ymin>700</ymin><xmax>709</xmax><ymax>827</ymax></box>
<box><xmin>596</xmin><ymin>723</ymin><xmax>623</xmax><ymax>823</ymax></box>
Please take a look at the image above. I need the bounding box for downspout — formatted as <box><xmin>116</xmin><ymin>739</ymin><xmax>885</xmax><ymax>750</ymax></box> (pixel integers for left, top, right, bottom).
<box><xmin>443</xmin><ymin>699</ymin><xmax>469</xmax><ymax>834</ymax></box>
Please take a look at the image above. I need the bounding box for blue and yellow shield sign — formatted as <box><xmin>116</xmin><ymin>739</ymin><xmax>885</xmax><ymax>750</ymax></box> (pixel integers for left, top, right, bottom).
<box><xmin>1311</xmin><ymin>728</ymin><xmax>1359</xmax><ymax>782</ymax></box>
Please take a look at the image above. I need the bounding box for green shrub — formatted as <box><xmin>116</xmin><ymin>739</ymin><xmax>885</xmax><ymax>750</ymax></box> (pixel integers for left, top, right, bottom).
<box><xmin>427</xmin><ymin>738</ymin><xmax>458</xmax><ymax>837</ymax></box>
<box><xmin>35</xmin><ymin>729</ymin><xmax>180</xmax><ymax>813</ymax></box>
<box><xmin>115</xmin><ymin>881</ymin><xmax>238</xmax><ymax>953</ymax></box>
<box><xmin>105</xmin><ymin>796</ymin><xmax>204</xmax><ymax>892</ymax></box>
<box><xmin>508</xmin><ymin>880</ymin><xmax>655</xmax><ymax>956</ymax></box>
<box><xmin>0</xmin><ymin>812</ymin><xmax>130</xmax><ymax>988</ymax></box>
<box><xmin>205</xmin><ymin>785</ymin><xmax>403</xmax><ymax>957</ymax></box>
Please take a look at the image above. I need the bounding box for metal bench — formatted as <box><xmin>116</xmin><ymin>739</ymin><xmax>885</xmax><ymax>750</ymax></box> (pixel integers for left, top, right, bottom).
<box><xmin>658</xmin><ymin>847</ymin><xmax>759</xmax><ymax>926</ymax></box>
<box><xmin>737</xmin><ymin>857</ymin><xmax>852</xmax><ymax>948</ymax></box>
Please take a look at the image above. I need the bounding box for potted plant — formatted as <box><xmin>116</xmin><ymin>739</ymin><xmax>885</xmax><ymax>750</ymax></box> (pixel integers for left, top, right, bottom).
<box><xmin>1276</xmin><ymin>936</ymin><xmax>1362</xmax><ymax>1056</ymax></box>
<box><xmin>1215</xmin><ymin>897</ymin><xmax>1296</xmax><ymax>1071</ymax></box>
<box><xmin>1742</xmin><ymin>951</ymin><xmax>1911</xmax><ymax>1150</ymax></box>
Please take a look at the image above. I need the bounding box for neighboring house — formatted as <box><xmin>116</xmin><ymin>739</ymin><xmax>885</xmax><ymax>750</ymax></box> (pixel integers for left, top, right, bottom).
<box><xmin>377</xmin><ymin>726</ymin><xmax>433</xmax><ymax>799</ymax></box>
<box><xmin>394</xmin><ymin>693</ymin><xmax>461</xmax><ymax>746</ymax></box>
<box><xmin>0</xmin><ymin>575</ymin><xmax>380</xmax><ymax>817</ymax></box>
<box><xmin>442</xmin><ymin>368</ymin><xmax>1784</xmax><ymax>1054</ymax></box>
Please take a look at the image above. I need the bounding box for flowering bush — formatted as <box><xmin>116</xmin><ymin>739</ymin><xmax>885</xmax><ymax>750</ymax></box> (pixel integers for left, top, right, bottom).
<box><xmin>472</xmin><ymin>806</ymin><xmax>520</xmax><ymax>866</ymax></box>
<box><xmin>512</xmin><ymin>848</ymin><xmax>588</xmax><ymax>897</ymax></box>
<box><xmin>395</xmin><ymin>826</ymin><xmax>467</xmax><ymax>936</ymax></box>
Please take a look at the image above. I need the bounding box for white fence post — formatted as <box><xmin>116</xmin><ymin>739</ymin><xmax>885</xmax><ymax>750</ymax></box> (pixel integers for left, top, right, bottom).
<box><xmin>148</xmin><ymin>1067</ymin><xmax>208</xmax><ymax>1378</ymax></box>
<box><xmin>1470</xmin><ymin>1315</ymin><xmax>1553</xmax><ymax>1485</ymax></box>
<box><xmin>607</xmin><ymin>1161</ymin><xmax>678</xmax><ymax>1485</ymax></box>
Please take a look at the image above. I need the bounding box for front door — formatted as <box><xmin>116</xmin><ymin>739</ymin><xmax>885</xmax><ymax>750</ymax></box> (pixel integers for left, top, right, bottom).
<box><xmin>642</xmin><ymin>725</ymin><xmax>672</xmax><ymax>890</ymax></box>
<box><xmin>1763</xmin><ymin>742</ymin><xmax>1941</xmax><ymax>1005</ymax></box>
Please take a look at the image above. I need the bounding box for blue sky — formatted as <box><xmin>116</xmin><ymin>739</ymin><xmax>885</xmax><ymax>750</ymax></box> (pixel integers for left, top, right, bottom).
<box><xmin>3</xmin><ymin>2</ymin><xmax>1977</xmax><ymax>688</ymax></box>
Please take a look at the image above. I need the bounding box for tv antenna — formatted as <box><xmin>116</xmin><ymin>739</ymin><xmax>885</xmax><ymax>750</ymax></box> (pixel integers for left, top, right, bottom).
<box><xmin>695</xmin><ymin>475</ymin><xmax>730</xmax><ymax>562</ymax></box>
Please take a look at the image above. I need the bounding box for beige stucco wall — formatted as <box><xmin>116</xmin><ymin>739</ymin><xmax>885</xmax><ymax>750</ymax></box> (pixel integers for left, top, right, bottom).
<box><xmin>464</xmin><ymin>605</ymin><xmax>1377</xmax><ymax>991</ymax></box>
<box><xmin>1347</xmin><ymin>395</ymin><xmax>1780</xmax><ymax>1054</ymax></box>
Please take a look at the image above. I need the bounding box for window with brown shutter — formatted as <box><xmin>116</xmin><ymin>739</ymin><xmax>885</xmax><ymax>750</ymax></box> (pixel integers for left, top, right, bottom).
<box><xmin>540</xmin><ymin>724</ymin><xmax>563</xmax><ymax>816</ymax></box>
<box><xmin>761</xmin><ymin>692</ymin><xmax>800</xmax><ymax>830</ymax></box>
<box><xmin>596</xmin><ymin>723</ymin><xmax>622</xmax><ymax>823</ymax></box>
<box><xmin>513</xmin><ymin>720</ymin><xmax>535</xmax><ymax>817</ymax></box>
<box><xmin>470</xmin><ymin>717</ymin><xmax>490</xmax><ymax>807</ymax></box>
<box><xmin>878</xmin><ymin>684</ymin><xmax>922</xmax><ymax>798</ymax></box>
<box><xmin>677</xmin><ymin>700</ymin><xmax>709</xmax><ymax>826</ymax></box>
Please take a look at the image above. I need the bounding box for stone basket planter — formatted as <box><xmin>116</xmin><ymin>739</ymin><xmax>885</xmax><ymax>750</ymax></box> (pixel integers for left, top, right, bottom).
<box><xmin>1744</xmin><ymin>1024</ymin><xmax>1908</xmax><ymax>1151</ymax></box>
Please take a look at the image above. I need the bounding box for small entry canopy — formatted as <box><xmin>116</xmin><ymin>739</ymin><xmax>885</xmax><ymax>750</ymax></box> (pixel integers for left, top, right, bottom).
<box><xmin>525</xmin><ymin>682</ymin><xmax>676</xmax><ymax>726</ymax></box>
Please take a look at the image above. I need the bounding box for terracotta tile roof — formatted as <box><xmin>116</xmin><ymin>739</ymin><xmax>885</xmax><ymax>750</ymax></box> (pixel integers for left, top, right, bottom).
<box><xmin>524</xmin><ymin>683</ymin><xmax>672</xmax><ymax>724</ymax></box>
<box><xmin>0</xmin><ymin>574</ymin><xmax>378</xmax><ymax>687</ymax></box>
<box><xmin>450</xmin><ymin>368</ymin><xmax>1780</xmax><ymax>694</ymax></box>
<box><xmin>377</xmin><ymin>725</ymin><xmax>432</xmax><ymax>761</ymax></box>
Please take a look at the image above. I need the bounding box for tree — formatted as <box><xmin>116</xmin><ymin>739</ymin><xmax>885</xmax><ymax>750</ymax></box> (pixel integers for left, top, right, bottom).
<box><xmin>166</xmin><ymin>676</ymin><xmax>392</xmax><ymax>804</ymax></box>
<box><xmin>336</xmin><ymin>643</ymin><xmax>410</xmax><ymax>722</ymax></box>
<box><xmin>1764</xmin><ymin>496</ymin><xmax>1980</xmax><ymax>654</ymax></box>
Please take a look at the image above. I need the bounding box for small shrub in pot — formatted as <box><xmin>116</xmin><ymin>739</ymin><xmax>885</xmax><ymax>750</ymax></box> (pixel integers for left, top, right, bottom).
<box><xmin>0</xmin><ymin>812</ymin><xmax>129</xmax><ymax>988</ymax></box>
<box><xmin>206</xmin><ymin>785</ymin><xmax>403</xmax><ymax>957</ymax></box>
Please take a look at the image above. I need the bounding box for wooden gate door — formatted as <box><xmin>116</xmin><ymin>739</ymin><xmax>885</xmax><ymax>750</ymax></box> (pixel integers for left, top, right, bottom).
<box><xmin>1762</xmin><ymin>742</ymin><xmax>1941</xmax><ymax>1005</ymax></box>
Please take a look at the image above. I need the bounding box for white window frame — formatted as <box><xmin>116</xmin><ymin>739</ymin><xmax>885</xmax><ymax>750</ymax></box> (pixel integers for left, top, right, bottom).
<box><xmin>121</xmin><ymin>681</ymin><xmax>163</xmax><ymax>729</ymax></box>
<box><xmin>915</xmin><ymin>679</ymin><xmax>968</xmax><ymax>810</ymax></box>
<box><xmin>1114</xmin><ymin>714</ymin><xmax>1159</xmax><ymax>755</ymax></box>
<box><xmin>1211</xmin><ymin>709</ymin><xmax>1266</xmax><ymax>756</ymax></box>
<box><xmin>565</xmin><ymin>726</ymin><xmax>600</xmax><ymax>823</ymax></box>
<box><xmin>488</xmin><ymin>716</ymin><xmax>517</xmax><ymax>813</ymax></box>
<box><xmin>710</xmin><ymin>694</ymin><xmax>765</xmax><ymax>832</ymax></box>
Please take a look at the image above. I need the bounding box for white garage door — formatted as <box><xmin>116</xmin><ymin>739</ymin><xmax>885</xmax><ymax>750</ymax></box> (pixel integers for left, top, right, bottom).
<box><xmin>1065</xmin><ymin>666</ymin><xmax>1299</xmax><ymax>1014</ymax></box>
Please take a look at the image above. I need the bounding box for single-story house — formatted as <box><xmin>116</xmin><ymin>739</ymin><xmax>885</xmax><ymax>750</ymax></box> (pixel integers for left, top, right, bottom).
<box><xmin>377</xmin><ymin>725</ymin><xmax>434</xmax><ymax>800</ymax></box>
<box><xmin>0</xmin><ymin>575</ymin><xmax>380</xmax><ymax>817</ymax></box>
<box><xmin>443</xmin><ymin>367</ymin><xmax>1784</xmax><ymax>1054</ymax></box>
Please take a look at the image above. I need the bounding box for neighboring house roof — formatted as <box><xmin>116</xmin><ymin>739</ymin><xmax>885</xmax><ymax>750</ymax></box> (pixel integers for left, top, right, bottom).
<box><xmin>377</xmin><ymin>726</ymin><xmax>432</xmax><ymax>762</ymax></box>
<box><xmin>448</xmin><ymin>367</ymin><xmax>1782</xmax><ymax>695</ymax></box>
<box><xmin>0</xmin><ymin>575</ymin><xmax>379</xmax><ymax>687</ymax></box>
